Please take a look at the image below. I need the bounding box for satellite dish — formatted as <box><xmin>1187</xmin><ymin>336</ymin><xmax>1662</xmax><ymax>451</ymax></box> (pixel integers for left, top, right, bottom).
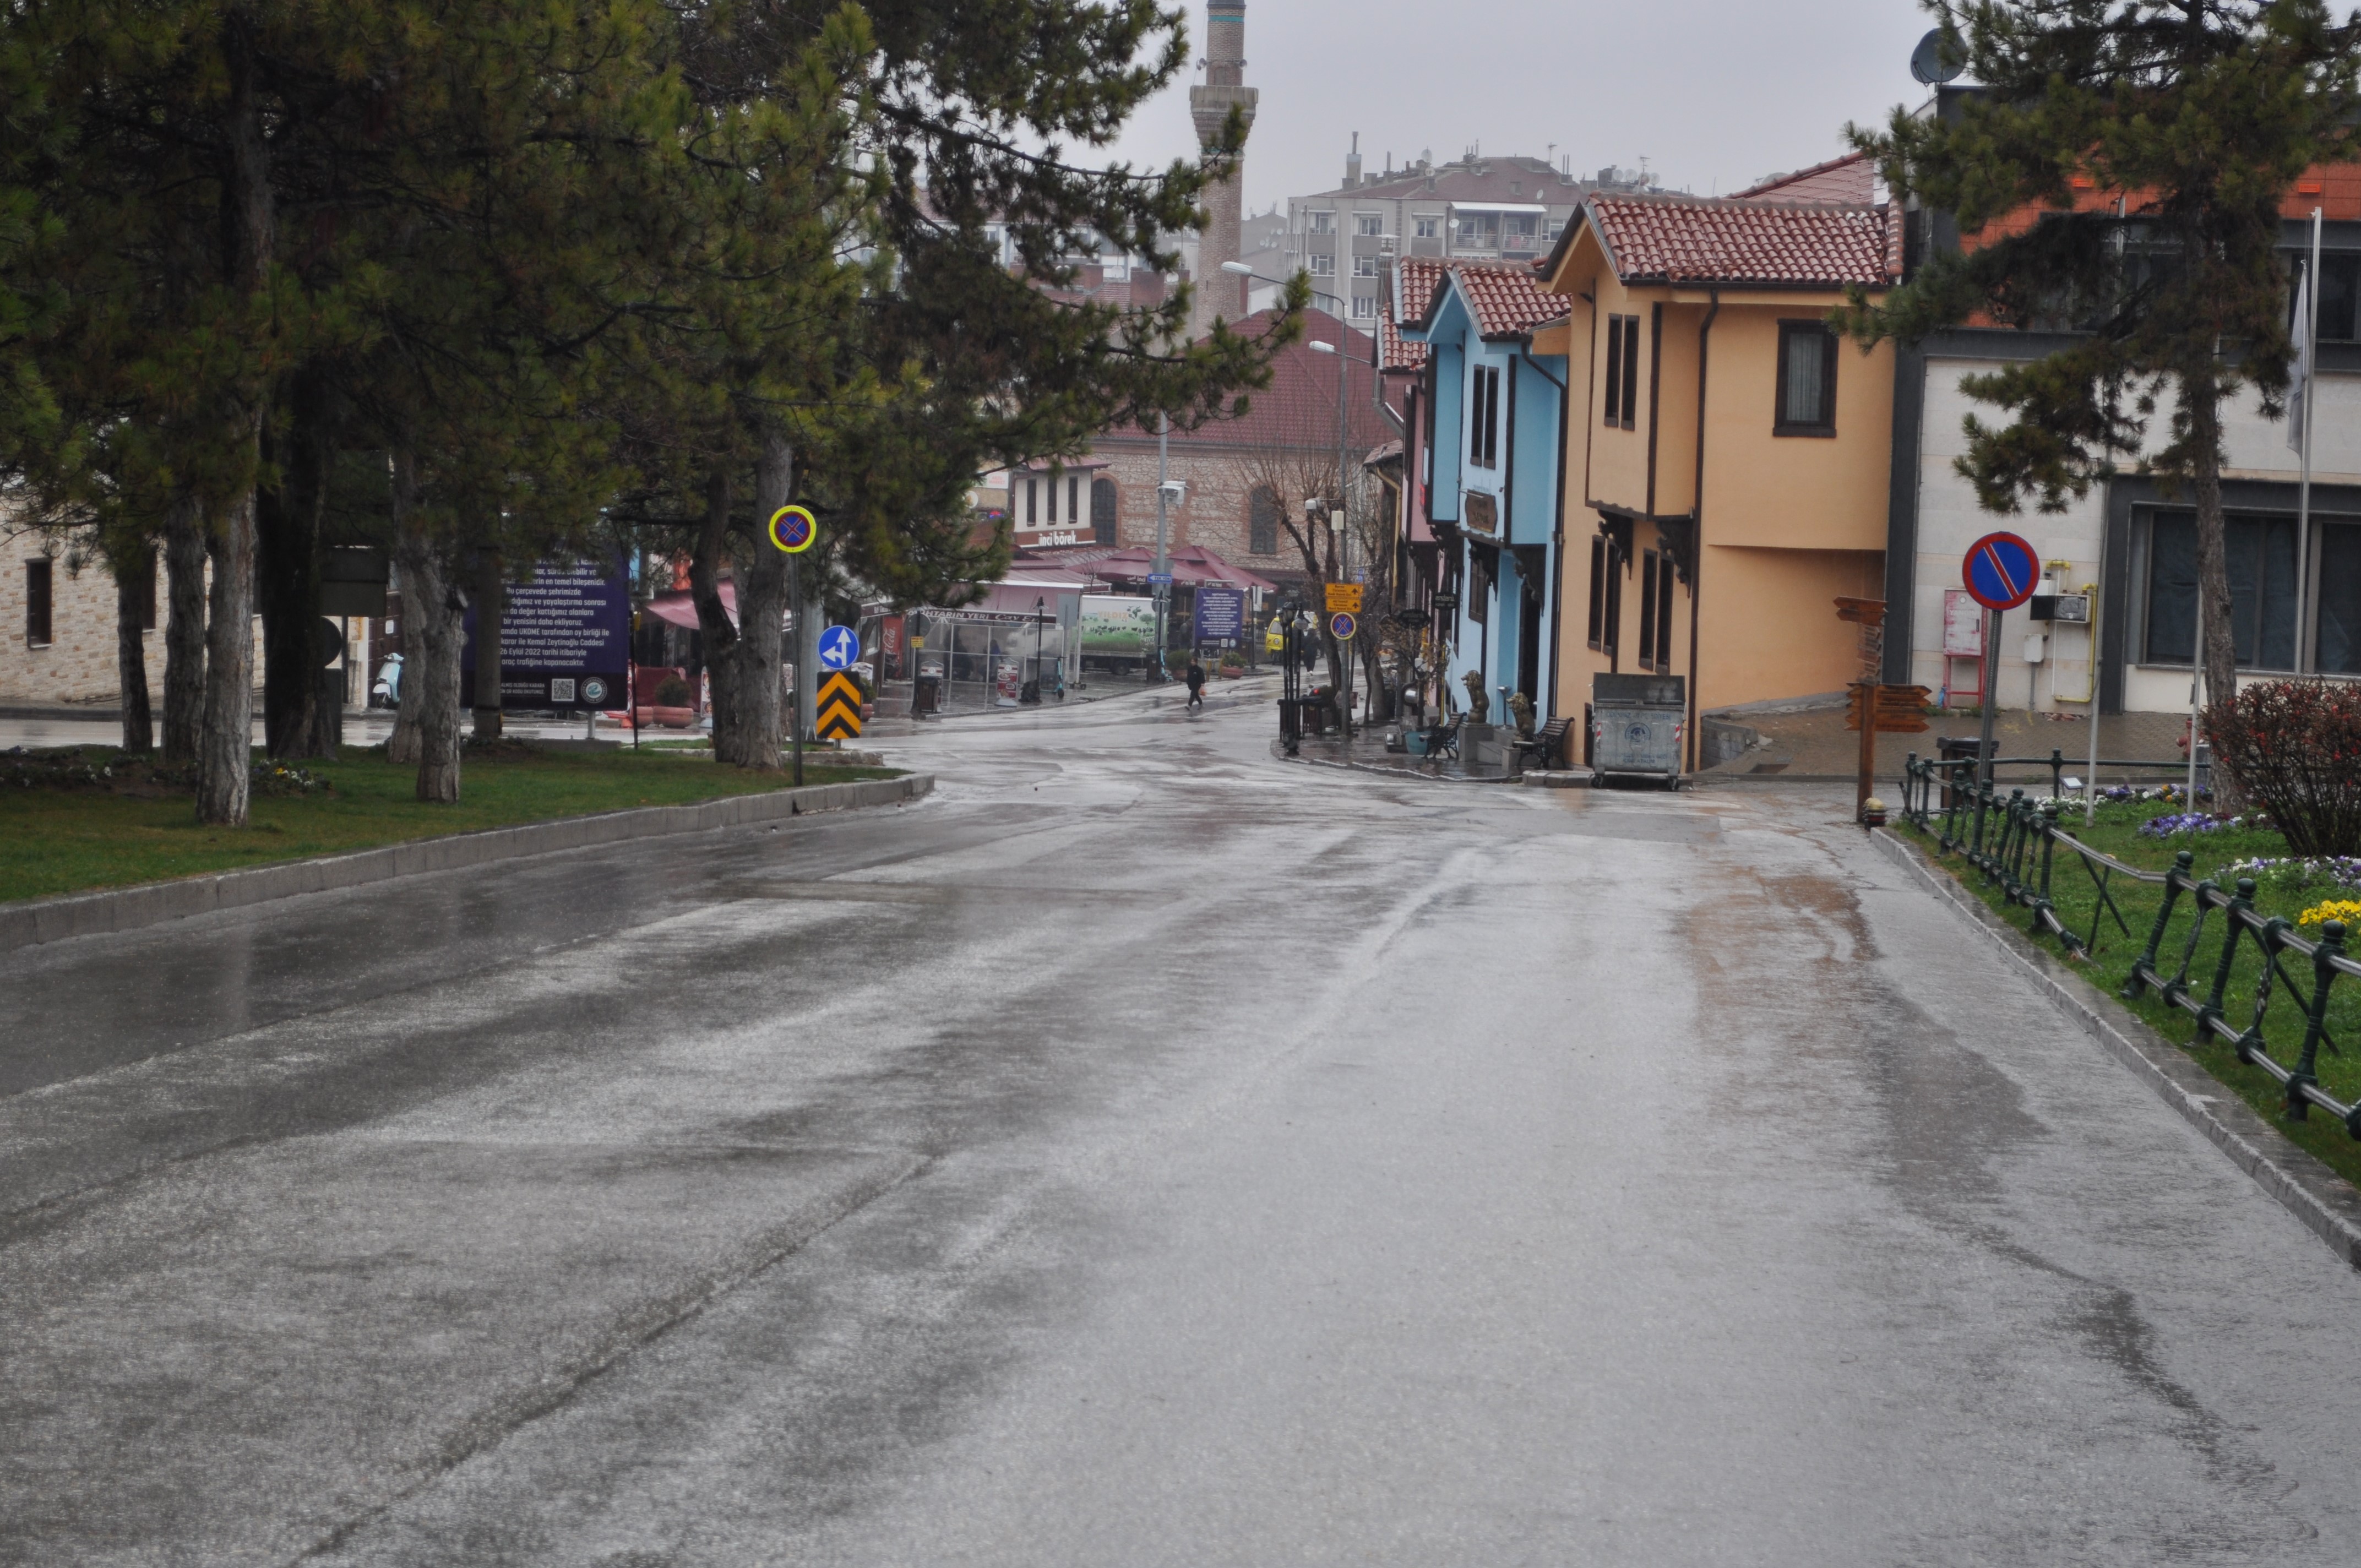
<box><xmin>1910</xmin><ymin>27</ymin><xmax>1966</xmax><ymax>86</ymax></box>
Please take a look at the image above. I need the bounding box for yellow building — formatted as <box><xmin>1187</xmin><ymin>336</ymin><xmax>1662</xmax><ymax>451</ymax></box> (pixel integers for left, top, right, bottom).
<box><xmin>1536</xmin><ymin>175</ymin><xmax>1900</xmax><ymax>770</ymax></box>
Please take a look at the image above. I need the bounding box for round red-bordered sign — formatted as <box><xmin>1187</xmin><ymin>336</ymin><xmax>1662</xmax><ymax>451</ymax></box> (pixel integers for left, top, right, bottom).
<box><xmin>1962</xmin><ymin>531</ymin><xmax>2038</xmax><ymax>612</ymax></box>
<box><xmin>768</xmin><ymin>505</ymin><xmax>817</xmax><ymax>554</ymax></box>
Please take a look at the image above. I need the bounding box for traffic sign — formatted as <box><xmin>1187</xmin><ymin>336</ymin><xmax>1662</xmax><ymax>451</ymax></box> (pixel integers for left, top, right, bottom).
<box><xmin>816</xmin><ymin>624</ymin><xmax>859</xmax><ymax>671</ymax></box>
<box><xmin>1330</xmin><ymin>611</ymin><xmax>1357</xmax><ymax>641</ymax></box>
<box><xmin>1147</xmin><ymin>571</ymin><xmax>1173</xmax><ymax>587</ymax></box>
<box><xmin>1962</xmin><ymin>531</ymin><xmax>2038</xmax><ymax>611</ymax></box>
<box><xmin>814</xmin><ymin>671</ymin><xmax>863</xmax><ymax>739</ymax></box>
<box><xmin>1325</xmin><ymin>582</ymin><xmax>1364</xmax><ymax>614</ymax></box>
<box><xmin>768</xmin><ymin>505</ymin><xmax>817</xmax><ymax>554</ymax></box>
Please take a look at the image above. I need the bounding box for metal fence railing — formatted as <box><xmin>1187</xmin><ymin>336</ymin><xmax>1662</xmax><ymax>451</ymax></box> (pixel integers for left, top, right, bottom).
<box><xmin>1901</xmin><ymin>754</ymin><xmax>2361</xmax><ymax>1141</ymax></box>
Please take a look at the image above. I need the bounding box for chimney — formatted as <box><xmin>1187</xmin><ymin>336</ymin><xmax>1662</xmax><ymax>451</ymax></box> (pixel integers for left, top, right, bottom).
<box><xmin>1345</xmin><ymin>132</ymin><xmax>1361</xmax><ymax>190</ymax></box>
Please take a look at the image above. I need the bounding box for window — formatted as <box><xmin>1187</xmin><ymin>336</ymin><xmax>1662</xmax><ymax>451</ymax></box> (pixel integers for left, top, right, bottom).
<box><xmin>1504</xmin><ymin>214</ymin><xmax>1538</xmax><ymax>252</ymax></box>
<box><xmin>1310</xmin><ymin>253</ymin><xmax>1335</xmax><ymax>276</ymax></box>
<box><xmin>2295</xmin><ymin>252</ymin><xmax>2360</xmax><ymax>342</ymax></box>
<box><xmin>1356</xmin><ymin>213</ymin><xmax>1383</xmax><ymax>236</ymax></box>
<box><xmin>25</xmin><ymin>558</ymin><xmax>52</xmax><ymax>647</ymax></box>
<box><xmin>1353</xmin><ymin>255</ymin><xmax>1378</xmax><ymax>277</ymax></box>
<box><xmin>1045</xmin><ymin>474</ymin><xmax>1057</xmax><ymax>524</ymax></box>
<box><xmin>1653</xmin><ymin>548</ymin><xmax>1674</xmax><ymax>667</ymax></box>
<box><xmin>1414</xmin><ymin>216</ymin><xmax>1439</xmax><ymax>239</ymax></box>
<box><xmin>1068</xmin><ymin>476</ymin><xmax>1080</xmax><ymax>527</ymax></box>
<box><xmin>1603</xmin><ymin>314</ymin><xmax>1639</xmax><ymax>429</ymax></box>
<box><xmin>1600</xmin><ymin>535</ymin><xmax>1623</xmax><ymax>652</ymax></box>
<box><xmin>1091</xmin><ymin>477</ymin><xmax>1118</xmax><ymax>545</ymax></box>
<box><xmin>1469</xmin><ymin>364</ymin><xmax>1501</xmax><ymax>469</ymax></box>
<box><xmin>1309</xmin><ymin>210</ymin><xmax>1334</xmax><ymax>235</ymax></box>
<box><xmin>1250</xmin><ymin>486</ymin><xmax>1281</xmax><ymax>556</ymax></box>
<box><xmin>1025</xmin><ymin>478</ymin><xmax>1038</xmax><ymax>525</ymax></box>
<box><xmin>1639</xmin><ymin>552</ymin><xmax>1660</xmax><ymax>669</ymax></box>
<box><xmin>1352</xmin><ymin>294</ymin><xmax>1377</xmax><ymax>318</ymax></box>
<box><xmin>1586</xmin><ymin>537</ymin><xmax>1607</xmax><ymax>649</ymax></box>
<box><xmin>1455</xmin><ymin>213</ymin><xmax>1498</xmax><ymax>247</ymax></box>
<box><xmin>1775</xmin><ymin>320</ymin><xmax>1838</xmax><ymax>435</ymax></box>
<box><xmin>2142</xmin><ymin>511</ymin><xmax>2299</xmax><ymax>668</ymax></box>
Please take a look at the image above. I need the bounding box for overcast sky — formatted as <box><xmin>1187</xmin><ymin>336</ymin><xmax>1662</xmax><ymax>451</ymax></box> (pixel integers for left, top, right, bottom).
<box><xmin>1090</xmin><ymin>0</ymin><xmax>1943</xmax><ymax>211</ymax></box>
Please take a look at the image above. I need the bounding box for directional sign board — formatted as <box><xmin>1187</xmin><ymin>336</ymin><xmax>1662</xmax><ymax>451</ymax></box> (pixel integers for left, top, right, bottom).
<box><xmin>1330</xmin><ymin>611</ymin><xmax>1357</xmax><ymax>641</ymax></box>
<box><xmin>1845</xmin><ymin>683</ymin><xmax>1934</xmax><ymax>734</ymax></box>
<box><xmin>1147</xmin><ymin>571</ymin><xmax>1173</xmax><ymax>587</ymax></box>
<box><xmin>814</xmin><ymin>671</ymin><xmax>863</xmax><ymax>740</ymax></box>
<box><xmin>816</xmin><ymin>624</ymin><xmax>859</xmax><ymax>671</ymax></box>
<box><xmin>1325</xmin><ymin>582</ymin><xmax>1364</xmax><ymax>614</ymax></box>
<box><xmin>1962</xmin><ymin>531</ymin><xmax>2038</xmax><ymax>612</ymax></box>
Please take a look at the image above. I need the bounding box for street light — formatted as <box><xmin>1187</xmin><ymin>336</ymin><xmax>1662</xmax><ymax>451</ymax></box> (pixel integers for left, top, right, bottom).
<box><xmin>1305</xmin><ymin>340</ymin><xmax>1354</xmax><ymax>735</ymax></box>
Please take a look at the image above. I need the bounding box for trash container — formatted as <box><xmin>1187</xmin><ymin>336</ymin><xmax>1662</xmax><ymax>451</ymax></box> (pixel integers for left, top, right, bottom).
<box><xmin>1591</xmin><ymin>673</ymin><xmax>1685</xmax><ymax>788</ymax></box>
<box><xmin>1935</xmin><ymin>734</ymin><xmax>1982</xmax><ymax>807</ymax></box>
<box><xmin>913</xmin><ymin>674</ymin><xmax>942</xmax><ymax>716</ymax></box>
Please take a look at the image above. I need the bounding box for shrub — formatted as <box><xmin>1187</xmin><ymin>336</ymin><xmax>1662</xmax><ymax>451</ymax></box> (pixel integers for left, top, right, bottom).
<box><xmin>2205</xmin><ymin>679</ymin><xmax>2361</xmax><ymax>856</ymax></box>
<box><xmin>652</xmin><ymin>674</ymin><xmax>693</xmax><ymax>706</ymax></box>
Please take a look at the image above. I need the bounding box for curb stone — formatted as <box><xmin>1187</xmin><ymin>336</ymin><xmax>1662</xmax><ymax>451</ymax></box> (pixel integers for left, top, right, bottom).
<box><xmin>1871</xmin><ymin>826</ymin><xmax>2361</xmax><ymax>1270</ymax></box>
<box><xmin>0</xmin><ymin>774</ymin><xmax>934</xmax><ymax>954</ymax></box>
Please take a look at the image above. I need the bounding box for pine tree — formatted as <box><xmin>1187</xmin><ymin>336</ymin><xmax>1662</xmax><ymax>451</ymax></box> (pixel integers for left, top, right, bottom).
<box><xmin>1842</xmin><ymin>0</ymin><xmax>2361</xmax><ymax>743</ymax></box>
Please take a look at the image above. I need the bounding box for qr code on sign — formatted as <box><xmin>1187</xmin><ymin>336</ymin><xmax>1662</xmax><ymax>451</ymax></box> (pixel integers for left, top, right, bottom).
<box><xmin>551</xmin><ymin>679</ymin><xmax>576</xmax><ymax>703</ymax></box>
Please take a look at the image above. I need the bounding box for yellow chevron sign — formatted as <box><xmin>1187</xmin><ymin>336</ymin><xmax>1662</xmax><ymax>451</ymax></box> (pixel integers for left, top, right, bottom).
<box><xmin>815</xmin><ymin>672</ymin><xmax>863</xmax><ymax>740</ymax></box>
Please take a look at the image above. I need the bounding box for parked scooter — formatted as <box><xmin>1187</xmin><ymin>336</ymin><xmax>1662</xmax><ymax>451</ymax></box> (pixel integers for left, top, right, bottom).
<box><xmin>371</xmin><ymin>653</ymin><xmax>403</xmax><ymax>709</ymax></box>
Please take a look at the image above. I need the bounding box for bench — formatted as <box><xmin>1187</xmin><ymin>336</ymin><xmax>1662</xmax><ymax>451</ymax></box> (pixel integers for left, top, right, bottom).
<box><xmin>1513</xmin><ymin>717</ymin><xmax>1575</xmax><ymax>771</ymax></box>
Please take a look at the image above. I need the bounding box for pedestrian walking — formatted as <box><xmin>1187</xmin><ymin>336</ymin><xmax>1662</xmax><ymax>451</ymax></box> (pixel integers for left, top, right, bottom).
<box><xmin>1184</xmin><ymin>657</ymin><xmax>1206</xmax><ymax>709</ymax></box>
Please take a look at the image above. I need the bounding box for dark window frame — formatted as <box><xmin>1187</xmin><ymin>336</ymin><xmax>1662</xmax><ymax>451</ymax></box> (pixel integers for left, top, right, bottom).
<box><xmin>1586</xmin><ymin>536</ymin><xmax>1607</xmax><ymax>649</ymax></box>
<box><xmin>1603</xmin><ymin>315</ymin><xmax>1625</xmax><ymax>429</ymax></box>
<box><xmin>25</xmin><ymin>557</ymin><xmax>53</xmax><ymax>648</ymax></box>
<box><xmin>1249</xmin><ymin>486</ymin><xmax>1281</xmax><ymax>556</ymax></box>
<box><xmin>1774</xmin><ymin>319</ymin><xmax>1839</xmax><ymax>437</ymax></box>
<box><xmin>1470</xmin><ymin>363</ymin><xmax>1501</xmax><ymax>470</ymax></box>
<box><xmin>1638</xmin><ymin>550</ymin><xmax>1661</xmax><ymax>669</ymax></box>
<box><xmin>1091</xmin><ymin>477</ymin><xmax>1119</xmax><ymax>545</ymax></box>
<box><xmin>1653</xmin><ymin>546</ymin><xmax>1674</xmax><ymax>667</ymax></box>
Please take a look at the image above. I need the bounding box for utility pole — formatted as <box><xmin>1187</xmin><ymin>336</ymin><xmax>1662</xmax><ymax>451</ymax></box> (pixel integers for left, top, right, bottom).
<box><xmin>1152</xmin><ymin>413</ymin><xmax>1171</xmax><ymax>684</ymax></box>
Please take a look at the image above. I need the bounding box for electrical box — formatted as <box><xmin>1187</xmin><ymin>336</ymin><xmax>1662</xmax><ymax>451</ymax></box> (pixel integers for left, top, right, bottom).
<box><xmin>2029</xmin><ymin>593</ymin><xmax>2089</xmax><ymax>623</ymax></box>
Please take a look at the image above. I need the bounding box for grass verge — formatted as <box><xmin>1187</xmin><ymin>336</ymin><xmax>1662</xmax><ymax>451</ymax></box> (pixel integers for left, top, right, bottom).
<box><xmin>1898</xmin><ymin>799</ymin><xmax>2361</xmax><ymax>1191</ymax></box>
<box><xmin>1</xmin><ymin>743</ymin><xmax>898</xmax><ymax>905</ymax></box>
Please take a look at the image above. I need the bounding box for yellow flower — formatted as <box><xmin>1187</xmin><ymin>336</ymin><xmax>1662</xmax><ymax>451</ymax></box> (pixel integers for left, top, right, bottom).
<box><xmin>2297</xmin><ymin>899</ymin><xmax>2361</xmax><ymax>928</ymax></box>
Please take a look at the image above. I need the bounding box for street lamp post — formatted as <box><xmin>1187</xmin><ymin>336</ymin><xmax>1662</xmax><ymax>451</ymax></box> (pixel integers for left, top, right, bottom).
<box><xmin>1029</xmin><ymin>594</ymin><xmax>1046</xmax><ymax>703</ymax></box>
<box><xmin>1309</xmin><ymin>337</ymin><xmax>1353</xmax><ymax>736</ymax></box>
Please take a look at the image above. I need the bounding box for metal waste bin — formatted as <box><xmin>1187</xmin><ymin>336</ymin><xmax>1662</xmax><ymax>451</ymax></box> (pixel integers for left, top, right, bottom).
<box><xmin>913</xmin><ymin>674</ymin><xmax>942</xmax><ymax>716</ymax></box>
<box><xmin>1591</xmin><ymin>673</ymin><xmax>1685</xmax><ymax>788</ymax></box>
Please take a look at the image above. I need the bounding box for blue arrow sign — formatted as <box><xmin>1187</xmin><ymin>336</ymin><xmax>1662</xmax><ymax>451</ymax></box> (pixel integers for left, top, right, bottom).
<box><xmin>1147</xmin><ymin>571</ymin><xmax>1173</xmax><ymax>587</ymax></box>
<box><xmin>817</xmin><ymin>624</ymin><xmax>860</xmax><ymax>671</ymax></box>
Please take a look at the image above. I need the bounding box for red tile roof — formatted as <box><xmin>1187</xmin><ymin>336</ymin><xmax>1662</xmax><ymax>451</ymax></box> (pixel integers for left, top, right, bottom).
<box><xmin>1448</xmin><ymin>263</ymin><xmax>1569</xmax><ymax>339</ymax></box>
<box><xmin>1586</xmin><ymin>193</ymin><xmax>1896</xmax><ymax>287</ymax></box>
<box><xmin>1393</xmin><ymin>257</ymin><xmax>1450</xmax><ymax>329</ymax></box>
<box><xmin>1728</xmin><ymin>151</ymin><xmax>1876</xmax><ymax>205</ymax></box>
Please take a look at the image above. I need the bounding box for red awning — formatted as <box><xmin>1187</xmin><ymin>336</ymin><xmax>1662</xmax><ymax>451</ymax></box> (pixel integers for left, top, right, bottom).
<box><xmin>1081</xmin><ymin>544</ymin><xmax>1279</xmax><ymax>592</ymax></box>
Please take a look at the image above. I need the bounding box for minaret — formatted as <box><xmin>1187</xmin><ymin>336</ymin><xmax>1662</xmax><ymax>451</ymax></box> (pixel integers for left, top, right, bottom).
<box><xmin>1188</xmin><ymin>3</ymin><xmax>1257</xmax><ymax>340</ymax></box>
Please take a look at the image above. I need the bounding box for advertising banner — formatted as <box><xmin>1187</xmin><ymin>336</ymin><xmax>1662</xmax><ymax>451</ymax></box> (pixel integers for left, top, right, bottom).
<box><xmin>462</xmin><ymin>558</ymin><xmax>631</xmax><ymax>711</ymax></box>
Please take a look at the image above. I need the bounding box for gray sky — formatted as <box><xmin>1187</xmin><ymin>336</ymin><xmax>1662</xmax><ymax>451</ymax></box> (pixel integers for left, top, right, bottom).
<box><xmin>1094</xmin><ymin>0</ymin><xmax>1941</xmax><ymax>210</ymax></box>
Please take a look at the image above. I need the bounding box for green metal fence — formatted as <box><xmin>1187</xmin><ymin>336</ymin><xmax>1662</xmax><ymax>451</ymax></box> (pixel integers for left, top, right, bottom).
<box><xmin>1901</xmin><ymin>754</ymin><xmax>2361</xmax><ymax>1141</ymax></box>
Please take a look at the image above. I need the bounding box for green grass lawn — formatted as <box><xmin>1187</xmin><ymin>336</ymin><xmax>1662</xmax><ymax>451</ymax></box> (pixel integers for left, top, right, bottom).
<box><xmin>1</xmin><ymin>743</ymin><xmax>897</xmax><ymax>905</ymax></box>
<box><xmin>1900</xmin><ymin>795</ymin><xmax>2361</xmax><ymax>1190</ymax></box>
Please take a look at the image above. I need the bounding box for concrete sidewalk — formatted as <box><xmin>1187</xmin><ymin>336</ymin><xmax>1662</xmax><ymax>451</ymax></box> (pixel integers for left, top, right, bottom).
<box><xmin>1700</xmin><ymin>701</ymin><xmax>2194</xmax><ymax>786</ymax></box>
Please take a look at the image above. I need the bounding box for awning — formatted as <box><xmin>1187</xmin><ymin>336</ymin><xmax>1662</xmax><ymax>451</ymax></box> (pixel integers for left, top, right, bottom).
<box><xmin>1080</xmin><ymin>544</ymin><xmax>1280</xmax><ymax>592</ymax></box>
<box><xmin>643</xmin><ymin>583</ymin><xmax>795</xmax><ymax>633</ymax></box>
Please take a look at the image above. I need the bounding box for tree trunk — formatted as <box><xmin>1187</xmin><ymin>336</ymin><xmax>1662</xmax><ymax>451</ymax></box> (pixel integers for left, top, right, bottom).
<box><xmin>388</xmin><ymin>454</ymin><xmax>464</xmax><ymax>802</ymax></box>
<box><xmin>385</xmin><ymin>453</ymin><xmax>425</xmax><ymax>765</ymax></box>
<box><xmin>688</xmin><ymin>467</ymin><xmax>744</xmax><ymax>763</ymax></box>
<box><xmin>162</xmin><ymin>496</ymin><xmax>207</xmax><ymax>764</ymax></box>
<box><xmin>114</xmin><ymin>542</ymin><xmax>155</xmax><ymax>754</ymax></box>
<box><xmin>472</xmin><ymin>551</ymin><xmax>504</xmax><ymax>742</ymax></box>
<box><xmin>2188</xmin><ymin>378</ymin><xmax>2242</xmax><ymax>810</ymax></box>
<box><xmin>197</xmin><ymin>491</ymin><xmax>257</xmax><ymax>825</ymax></box>
<box><xmin>258</xmin><ymin>374</ymin><xmax>338</xmax><ymax>759</ymax></box>
<box><xmin>195</xmin><ymin>8</ymin><xmax>274</xmax><ymax>827</ymax></box>
<box><xmin>734</xmin><ymin>435</ymin><xmax>793</xmax><ymax>770</ymax></box>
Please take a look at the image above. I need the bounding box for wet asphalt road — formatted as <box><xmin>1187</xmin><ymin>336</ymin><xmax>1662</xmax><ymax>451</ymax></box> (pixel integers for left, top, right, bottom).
<box><xmin>6</xmin><ymin>679</ymin><xmax>2361</xmax><ymax>1566</ymax></box>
